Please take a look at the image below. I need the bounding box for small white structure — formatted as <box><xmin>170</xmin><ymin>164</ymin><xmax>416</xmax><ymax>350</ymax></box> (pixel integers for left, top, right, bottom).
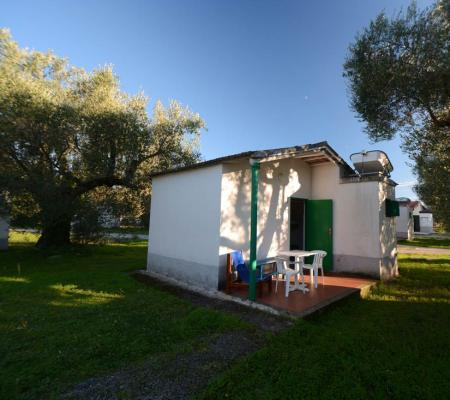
<box><xmin>396</xmin><ymin>198</ymin><xmax>414</xmax><ymax>240</ymax></box>
<box><xmin>410</xmin><ymin>201</ymin><xmax>434</xmax><ymax>234</ymax></box>
<box><xmin>147</xmin><ymin>142</ymin><xmax>398</xmax><ymax>290</ymax></box>
<box><xmin>0</xmin><ymin>214</ymin><xmax>9</xmax><ymax>250</ymax></box>
<box><xmin>396</xmin><ymin>199</ymin><xmax>434</xmax><ymax>237</ymax></box>
<box><xmin>350</xmin><ymin>150</ymin><xmax>393</xmax><ymax>176</ymax></box>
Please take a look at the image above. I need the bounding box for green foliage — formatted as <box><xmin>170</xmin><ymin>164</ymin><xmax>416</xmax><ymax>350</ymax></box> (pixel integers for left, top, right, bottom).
<box><xmin>71</xmin><ymin>197</ymin><xmax>105</xmax><ymax>244</ymax></box>
<box><xmin>0</xmin><ymin>29</ymin><xmax>205</xmax><ymax>246</ymax></box>
<box><xmin>0</xmin><ymin>233</ymin><xmax>245</xmax><ymax>399</ymax></box>
<box><xmin>343</xmin><ymin>1</ymin><xmax>450</xmax><ymax>230</ymax></box>
<box><xmin>200</xmin><ymin>253</ymin><xmax>450</xmax><ymax>399</ymax></box>
<box><xmin>344</xmin><ymin>0</ymin><xmax>449</xmax><ymax>140</ymax></box>
<box><xmin>0</xmin><ymin>193</ymin><xmax>9</xmax><ymax>216</ymax></box>
<box><xmin>407</xmin><ymin>123</ymin><xmax>450</xmax><ymax>231</ymax></box>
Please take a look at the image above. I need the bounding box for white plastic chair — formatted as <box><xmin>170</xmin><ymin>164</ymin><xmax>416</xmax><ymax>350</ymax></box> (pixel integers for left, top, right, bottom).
<box><xmin>302</xmin><ymin>251</ymin><xmax>327</xmax><ymax>288</ymax></box>
<box><xmin>275</xmin><ymin>257</ymin><xmax>304</xmax><ymax>297</ymax></box>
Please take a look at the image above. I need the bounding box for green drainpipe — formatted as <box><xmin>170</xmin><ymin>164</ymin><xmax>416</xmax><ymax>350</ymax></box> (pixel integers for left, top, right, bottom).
<box><xmin>249</xmin><ymin>159</ymin><xmax>260</xmax><ymax>301</ymax></box>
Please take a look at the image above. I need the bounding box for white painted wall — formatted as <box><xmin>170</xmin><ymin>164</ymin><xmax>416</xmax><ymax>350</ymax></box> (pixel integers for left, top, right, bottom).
<box><xmin>397</xmin><ymin>205</ymin><xmax>413</xmax><ymax>239</ymax></box>
<box><xmin>412</xmin><ymin>202</ymin><xmax>434</xmax><ymax>233</ymax></box>
<box><xmin>311</xmin><ymin>163</ymin><xmax>381</xmax><ymax>258</ymax></box>
<box><xmin>418</xmin><ymin>213</ymin><xmax>434</xmax><ymax>233</ymax></box>
<box><xmin>219</xmin><ymin>158</ymin><xmax>311</xmax><ymax>261</ymax></box>
<box><xmin>412</xmin><ymin>203</ymin><xmax>424</xmax><ymax>215</ymax></box>
<box><xmin>147</xmin><ymin>164</ymin><xmax>223</xmax><ymax>288</ymax></box>
<box><xmin>311</xmin><ymin>163</ymin><xmax>397</xmax><ymax>278</ymax></box>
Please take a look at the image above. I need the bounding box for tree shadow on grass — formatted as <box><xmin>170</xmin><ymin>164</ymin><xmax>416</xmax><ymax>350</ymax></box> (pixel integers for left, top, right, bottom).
<box><xmin>199</xmin><ymin>265</ymin><xmax>450</xmax><ymax>400</ymax></box>
<box><xmin>0</xmin><ymin>242</ymin><xmax>245</xmax><ymax>400</ymax></box>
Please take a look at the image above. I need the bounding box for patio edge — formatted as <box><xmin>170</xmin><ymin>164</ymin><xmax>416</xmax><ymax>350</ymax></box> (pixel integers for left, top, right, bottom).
<box><xmin>133</xmin><ymin>270</ymin><xmax>377</xmax><ymax>319</ymax></box>
<box><xmin>290</xmin><ymin>281</ymin><xmax>377</xmax><ymax>318</ymax></box>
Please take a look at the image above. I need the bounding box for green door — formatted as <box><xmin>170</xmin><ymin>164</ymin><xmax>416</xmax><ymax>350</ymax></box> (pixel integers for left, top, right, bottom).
<box><xmin>305</xmin><ymin>199</ymin><xmax>333</xmax><ymax>270</ymax></box>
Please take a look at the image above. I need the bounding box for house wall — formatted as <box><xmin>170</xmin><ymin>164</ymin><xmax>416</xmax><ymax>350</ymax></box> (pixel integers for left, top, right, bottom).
<box><xmin>412</xmin><ymin>202</ymin><xmax>434</xmax><ymax>233</ymax></box>
<box><xmin>418</xmin><ymin>213</ymin><xmax>434</xmax><ymax>233</ymax></box>
<box><xmin>147</xmin><ymin>164</ymin><xmax>223</xmax><ymax>289</ymax></box>
<box><xmin>412</xmin><ymin>203</ymin><xmax>424</xmax><ymax>215</ymax></box>
<box><xmin>311</xmin><ymin>163</ymin><xmax>381</xmax><ymax>259</ymax></box>
<box><xmin>397</xmin><ymin>205</ymin><xmax>413</xmax><ymax>239</ymax></box>
<box><xmin>311</xmin><ymin>163</ymin><xmax>397</xmax><ymax>279</ymax></box>
<box><xmin>0</xmin><ymin>215</ymin><xmax>9</xmax><ymax>250</ymax></box>
<box><xmin>219</xmin><ymin>158</ymin><xmax>311</xmax><ymax>286</ymax></box>
<box><xmin>148</xmin><ymin>155</ymin><xmax>398</xmax><ymax>288</ymax></box>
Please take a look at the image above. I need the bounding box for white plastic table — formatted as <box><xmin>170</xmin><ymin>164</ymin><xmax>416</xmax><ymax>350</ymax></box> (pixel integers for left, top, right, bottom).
<box><xmin>277</xmin><ymin>250</ymin><xmax>319</xmax><ymax>293</ymax></box>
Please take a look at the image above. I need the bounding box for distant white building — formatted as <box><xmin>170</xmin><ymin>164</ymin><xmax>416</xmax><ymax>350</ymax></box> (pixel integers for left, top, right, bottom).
<box><xmin>410</xmin><ymin>201</ymin><xmax>434</xmax><ymax>234</ymax></box>
<box><xmin>395</xmin><ymin>198</ymin><xmax>433</xmax><ymax>237</ymax></box>
<box><xmin>396</xmin><ymin>198</ymin><xmax>414</xmax><ymax>239</ymax></box>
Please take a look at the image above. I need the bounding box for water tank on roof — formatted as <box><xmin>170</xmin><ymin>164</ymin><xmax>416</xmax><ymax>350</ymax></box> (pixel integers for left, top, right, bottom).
<box><xmin>350</xmin><ymin>150</ymin><xmax>393</xmax><ymax>176</ymax></box>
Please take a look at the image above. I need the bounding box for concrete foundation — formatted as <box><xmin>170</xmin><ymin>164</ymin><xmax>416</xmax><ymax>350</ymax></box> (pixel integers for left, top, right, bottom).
<box><xmin>334</xmin><ymin>253</ymin><xmax>397</xmax><ymax>280</ymax></box>
<box><xmin>147</xmin><ymin>253</ymin><xmax>220</xmax><ymax>290</ymax></box>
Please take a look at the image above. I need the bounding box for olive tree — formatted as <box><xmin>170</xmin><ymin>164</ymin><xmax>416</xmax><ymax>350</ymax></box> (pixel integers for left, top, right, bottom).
<box><xmin>343</xmin><ymin>0</ymin><xmax>450</xmax><ymax>230</ymax></box>
<box><xmin>0</xmin><ymin>29</ymin><xmax>204</xmax><ymax>247</ymax></box>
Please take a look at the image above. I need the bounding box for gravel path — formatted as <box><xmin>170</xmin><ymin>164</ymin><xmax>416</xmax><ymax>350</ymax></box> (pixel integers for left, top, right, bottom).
<box><xmin>63</xmin><ymin>331</ymin><xmax>260</xmax><ymax>400</ymax></box>
<box><xmin>398</xmin><ymin>245</ymin><xmax>450</xmax><ymax>255</ymax></box>
<box><xmin>62</xmin><ymin>273</ymin><xmax>292</xmax><ymax>400</ymax></box>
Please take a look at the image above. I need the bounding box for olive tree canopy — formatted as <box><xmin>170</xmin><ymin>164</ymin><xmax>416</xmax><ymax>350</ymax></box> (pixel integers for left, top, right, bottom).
<box><xmin>343</xmin><ymin>0</ymin><xmax>450</xmax><ymax>230</ymax></box>
<box><xmin>0</xmin><ymin>29</ymin><xmax>205</xmax><ymax>247</ymax></box>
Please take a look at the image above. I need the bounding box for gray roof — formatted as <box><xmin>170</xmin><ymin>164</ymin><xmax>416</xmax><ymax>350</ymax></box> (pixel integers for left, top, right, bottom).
<box><xmin>151</xmin><ymin>141</ymin><xmax>355</xmax><ymax>178</ymax></box>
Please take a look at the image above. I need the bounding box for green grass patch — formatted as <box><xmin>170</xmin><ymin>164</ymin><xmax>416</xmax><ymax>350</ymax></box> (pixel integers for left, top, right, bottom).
<box><xmin>0</xmin><ymin>233</ymin><xmax>246</xmax><ymax>399</ymax></box>
<box><xmin>199</xmin><ymin>253</ymin><xmax>450</xmax><ymax>400</ymax></box>
<box><xmin>8</xmin><ymin>229</ymin><xmax>41</xmax><ymax>244</ymax></box>
<box><xmin>398</xmin><ymin>237</ymin><xmax>450</xmax><ymax>249</ymax></box>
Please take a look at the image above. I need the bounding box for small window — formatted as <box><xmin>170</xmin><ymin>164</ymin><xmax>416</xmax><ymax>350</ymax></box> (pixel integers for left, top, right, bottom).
<box><xmin>386</xmin><ymin>199</ymin><xmax>400</xmax><ymax>217</ymax></box>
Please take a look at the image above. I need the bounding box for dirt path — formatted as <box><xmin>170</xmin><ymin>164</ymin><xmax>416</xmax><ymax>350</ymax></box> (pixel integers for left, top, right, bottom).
<box><xmin>62</xmin><ymin>274</ymin><xmax>293</xmax><ymax>400</ymax></box>
<box><xmin>398</xmin><ymin>245</ymin><xmax>450</xmax><ymax>255</ymax></box>
<box><xmin>63</xmin><ymin>331</ymin><xmax>261</xmax><ymax>400</ymax></box>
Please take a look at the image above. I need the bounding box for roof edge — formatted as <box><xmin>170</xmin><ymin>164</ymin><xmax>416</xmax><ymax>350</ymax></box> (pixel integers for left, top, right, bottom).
<box><xmin>150</xmin><ymin>141</ymin><xmax>352</xmax><ymax>178</ymax></box>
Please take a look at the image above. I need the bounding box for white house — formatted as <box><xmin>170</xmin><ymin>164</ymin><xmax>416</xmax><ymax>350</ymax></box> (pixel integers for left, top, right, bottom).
<box><xmin>147</xmin><ymin>142</ymin><xmax>398</xmax><ymax>291</ymax></box>
<box><xmin>396</xmin><ymin>199</ymin><xmax>434</xmax><ymax>236</ymax></box>
<box><xmin>396</xmin><ymin>198</ymin><xmax>414</xmax><ymax>240</ymax></box>
<box><xmin>411</xmin><ymin>201</ymin><xmax>434</xmax><ymax>234</ymax></box>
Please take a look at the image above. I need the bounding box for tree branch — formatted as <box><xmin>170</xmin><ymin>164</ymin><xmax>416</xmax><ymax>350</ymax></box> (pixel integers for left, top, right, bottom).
<box><xmin>74</xmin><ymin>175</ymin><xmax>136</xmax><ymax>196</ymax></box>
<box><xmin>425</xmin><ymin>105</ymin><xmax>450</xmax><ymax>128</ymax></box>
<box><xmin>6</xmin><ymin>147</ymin><xmax>32</xmax><ymax>176</ymax></box>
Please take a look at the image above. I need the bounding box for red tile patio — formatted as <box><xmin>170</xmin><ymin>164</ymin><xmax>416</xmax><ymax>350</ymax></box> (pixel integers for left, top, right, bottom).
<box><xmin>227</xmin><ymin>273</ymin><xmax>376</xmax><ymax>317</ymax></box>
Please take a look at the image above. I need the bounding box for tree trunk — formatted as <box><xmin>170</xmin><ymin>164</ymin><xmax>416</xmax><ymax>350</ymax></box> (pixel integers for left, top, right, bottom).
<box><xmin>36</xmin><ymin>215</ymin><xmax>72</xmax><ymax>248</ymax></box>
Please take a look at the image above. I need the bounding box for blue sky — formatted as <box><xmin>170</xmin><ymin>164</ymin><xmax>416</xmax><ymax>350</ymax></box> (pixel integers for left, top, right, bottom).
<box><xmin>1</xmin><ymin>0</ymin><xmax>434</xmax><ymax>198</ymax></box>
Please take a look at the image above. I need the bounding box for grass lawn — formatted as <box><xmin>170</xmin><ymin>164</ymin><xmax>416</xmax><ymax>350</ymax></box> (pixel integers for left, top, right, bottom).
<box><xmin>0</xmin><ymin>232</ymin><xmax>245</xmax><ymax>399</ymax></box>
<box><xmin>3</xmin><ymin>231</ymin><xmax>450</xmax><ymax>400</ymax></box>
<box><xmin>398</xmin><ymin>237</ymin><xmax>450</xmax><ymax>249</ymax></box>
<box><xmin>199</xmin><ymin>253</ymin><xmax>450</xmax><ymax>400</ymax></box>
